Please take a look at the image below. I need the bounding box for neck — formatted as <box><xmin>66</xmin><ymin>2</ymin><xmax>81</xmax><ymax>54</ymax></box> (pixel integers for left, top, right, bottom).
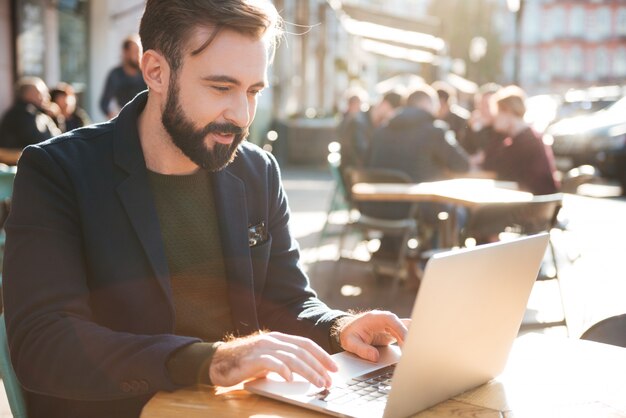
<box><xmin>137</xmin><ymin>94</ymin><xmax>200</xmax><ymax>175</ymax></box>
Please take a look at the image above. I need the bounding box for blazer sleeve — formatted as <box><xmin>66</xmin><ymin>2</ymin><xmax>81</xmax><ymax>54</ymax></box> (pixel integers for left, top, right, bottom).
<box><xmin>3</xmin><ymin>145</ymin><xmax>200</xmax><ymax>400</ymax></box>
<box><xmin>256</xmin><ymin>152</ymin><xmax>347</xmax><ymax>352</ymax></box>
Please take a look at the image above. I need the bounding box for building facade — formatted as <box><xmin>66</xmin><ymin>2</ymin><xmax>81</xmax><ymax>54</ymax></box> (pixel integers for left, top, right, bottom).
<box><xmin>500</xmin><ymin>0</ymin><xmax>626</xmax><ymax>94</ymax></box>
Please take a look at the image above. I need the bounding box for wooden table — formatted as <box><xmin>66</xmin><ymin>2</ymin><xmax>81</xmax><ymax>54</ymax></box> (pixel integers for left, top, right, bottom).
<box><xmin>141</xmin><ymin>334</ymin><xmax>626</xmax><ymax>417</ymax></box>
<box><xmin>350</xmin><ymin>178</ymin><xmax>530</xmax><ymax>207</ymax></box>
<box><xmin>351</xmin><ymin>178</ymin><xmax>532</xmax><ymax>247</ymax></box>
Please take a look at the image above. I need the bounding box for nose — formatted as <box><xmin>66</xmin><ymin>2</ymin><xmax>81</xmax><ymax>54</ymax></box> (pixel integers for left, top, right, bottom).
<box><xmin>224</xmin><ymin>94</ymin><xmax>251</xmax><ymax>128</ymax></box>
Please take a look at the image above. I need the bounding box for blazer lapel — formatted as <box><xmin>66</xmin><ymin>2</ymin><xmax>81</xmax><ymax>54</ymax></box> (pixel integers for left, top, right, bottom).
<box><xmin>112</xmin><ymin>93</ymin><xmax>173</xmax><ymax>313</ymax></box>
<box><xmin>213</xmin><ymin>169</ymin><xmax>260</xmax><ymax>335</ymax></box>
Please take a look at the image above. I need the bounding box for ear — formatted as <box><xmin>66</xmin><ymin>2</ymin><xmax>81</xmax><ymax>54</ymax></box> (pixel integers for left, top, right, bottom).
<box><xmin>141</xmin><ymin>50</ymin><xmax>170</xmax><ymax>95</ymax></box>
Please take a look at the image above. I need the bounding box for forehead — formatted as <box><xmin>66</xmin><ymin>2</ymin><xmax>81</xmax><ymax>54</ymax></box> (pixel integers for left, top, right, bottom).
<box><xmin>182</xmin><ymin>27</ymin><xmax>269</xmax><ymax>82</ymax></box>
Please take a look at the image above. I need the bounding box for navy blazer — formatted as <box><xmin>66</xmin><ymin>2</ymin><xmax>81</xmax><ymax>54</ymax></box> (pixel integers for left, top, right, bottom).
<box><xmin>3</xmin><ymin>92</ymin><xmax>344</xmax><ymax>417</ymax></box>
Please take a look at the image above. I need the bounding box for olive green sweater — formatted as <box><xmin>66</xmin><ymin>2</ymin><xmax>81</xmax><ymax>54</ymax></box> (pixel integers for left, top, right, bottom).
<box><xmin>148</xmin><ymin>169</ymin><xmax>233</xmax><ymax>386</ymax></box>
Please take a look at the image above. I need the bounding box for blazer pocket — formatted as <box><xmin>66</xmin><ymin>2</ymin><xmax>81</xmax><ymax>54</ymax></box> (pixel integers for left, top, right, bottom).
<box><xmin>250</xmin><ymin>234</ymin><xmax>272</xmax><ymax>297</ymax></box>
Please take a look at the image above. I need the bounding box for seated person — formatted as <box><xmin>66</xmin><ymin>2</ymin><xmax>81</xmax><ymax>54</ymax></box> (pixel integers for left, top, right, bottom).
<box><xmin>483</xmin><ymin>85</ymin><xmax>559</xmax><ymax>195</ymax></box>
<box><xmin>50</xmin><ymin>82</ymin><xmax>92</xmax><ymax>133</ymax></box>
<box><xmin>367</xmin><ymin>84</ymin><xmax>471</xmax><ymax>253</ymax></box>
<box><xmin>3</xmin><ymin>2</ymin><xmax>408</xmax><ymax>418</ymax></box>
<box><xmin>432</xmin><ymin>80</ymin><xmax>470</xmax><ymax>147</ymax></box>
<box><xmin>461</xmin><ymin>83</ymin><xmax>505</xmax><ymax>159</ymax></box>
<box><xmin>0</xmin><ymin>77</ymin><xmax>61</xmax><ymax>164</ymax></box>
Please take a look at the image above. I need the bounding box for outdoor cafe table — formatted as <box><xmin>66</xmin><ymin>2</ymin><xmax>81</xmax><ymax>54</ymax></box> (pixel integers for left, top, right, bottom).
<box><xmin>141</xmin><ymin>334</ymin><xmax>626</xmax><ymax>417</ymax></box>
<box><xmin>350</xmin><ymin>178</ymin><xmax>533</xmax><ymax>247</ymax></box>
<box><xmin>350</xmin><ymin>178</ymin><xmax>531</xmax><ymax>207</ymax></box>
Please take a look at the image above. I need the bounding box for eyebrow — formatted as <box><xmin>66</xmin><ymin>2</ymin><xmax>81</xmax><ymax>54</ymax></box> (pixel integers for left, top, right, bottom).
<box><xmin>201</xmin><ymin>75</ymin><xmax>267</xmax><ymax>89</ymax></box>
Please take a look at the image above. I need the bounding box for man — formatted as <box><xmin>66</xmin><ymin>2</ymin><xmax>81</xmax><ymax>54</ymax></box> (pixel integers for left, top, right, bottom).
<box><xmin>370</xmin><ymin>90</ymin><xmax>403</xmax><ymax>129</ymax></box>
<box><xmin>483</xmin><ymin>85</ymin><xmax>559</xmax><ymax>195</ymax></box>
<box><xmin>367</xmin><ymin>85</ymin><xmax>470</xmax><ymax>251</ymax></box>
<box><xmin>50</xmin><ymin>82</ymin><xmax>91</xmax><ymax>133</ymax></box>
<box><xmin>0</xmin><ymin>77</ymin><xmax>61</xmax><ymax>162</ymax></box>
<box><xmin>99</xmin><ymin>34</ymin><xmax>148</xmax><ymax>119</ymax></box>
<box><xmin>433</xmin><ymin>80</ymin><xmax>469</xmax><ymax>146</ymax></box>
<box><xmin>3</xmin><ymin>1</ymin><xmax>407</xmax><ymax>417</ymax></box>
<box><xmin>369</xmin><ymin>86</ymin><xmax>470</xmax><ymax>184</ymax></box>
<box><xmin>337</xmin><ymin>93</ymin><xmax>370</xmax><ymax>168</ymax></box>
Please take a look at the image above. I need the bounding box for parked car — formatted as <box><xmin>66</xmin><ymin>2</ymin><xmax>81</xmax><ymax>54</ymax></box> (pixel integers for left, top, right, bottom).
<box><xmin>547</xmin><ymin>96</ymin><xmax>626</xmax><ymax>192</ymax></box>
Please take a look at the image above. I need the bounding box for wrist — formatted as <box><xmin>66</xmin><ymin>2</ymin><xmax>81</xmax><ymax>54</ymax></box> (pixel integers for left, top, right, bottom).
<box><xmin>330</xmin><ymin>315</ymin><xmax>355</xmax><ymax>352</ymax></box>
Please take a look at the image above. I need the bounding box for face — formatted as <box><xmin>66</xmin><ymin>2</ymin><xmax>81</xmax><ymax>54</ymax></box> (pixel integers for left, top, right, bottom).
<box><xmin>492</xmin><ymin>108</ymin><xmax>513</xmax><ymax>135</ymax></box>
<box><xmin>161</xmin><ymin>28</ymin><xmax>268</xmax><ymax>171</ymax></box>
<box><xmin>124</xmin><ymin>41</ymin><xmax>142</xmax><ymax>70</ymax></box>
<box><xmin>476</xmin><ymin>93</ymin><xmax>494</xmax><ymax>124</ymax></box>
<box><xmin>24</xmin><ymin>80</ymin><xmax>49</xmax><ymax>108</ymax></box>
<box><xmin>54</xmin><ymin>93</ymin><xmax>76</xmax><ymax>117</ymax></box>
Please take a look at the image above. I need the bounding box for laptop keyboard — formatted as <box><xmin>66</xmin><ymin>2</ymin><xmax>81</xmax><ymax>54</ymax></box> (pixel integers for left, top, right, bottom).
<box><xmin>314</xmin><ymin>364</ymin><xmax>396</xmax><ymax>407</ymax></box>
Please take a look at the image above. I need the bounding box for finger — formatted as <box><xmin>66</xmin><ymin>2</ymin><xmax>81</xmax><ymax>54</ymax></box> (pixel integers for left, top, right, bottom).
<box><xmin>377</xmin><ymin>313</ymin><xmax>408</xmax><ymax>345</ymax></box>
<box><xmin>268</xmin><ymin>332</ymin><xmax>338</xmax><ymax>372</ymax></box>
<box><xmin>249</xmin><ymin>354</ymin><xmax>293</xmax><ymax>384</ymax></box>
<box><xmin>344</xmin><ymin>334</ymin><xmax>380</xmax><ymax>362</ymax></box>
<box><xmin>273</xmin><ymin>350</ymin><xmax>331</xmax><ymax>388</ymax></box>
<box><xmin>257</xmin><ymin>334</ymin><xmax>335</xmax><ymax>386</ymax></box>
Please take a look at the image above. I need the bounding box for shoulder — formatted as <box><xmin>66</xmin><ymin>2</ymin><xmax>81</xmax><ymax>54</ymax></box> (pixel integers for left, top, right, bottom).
<box><xmin>27</xmin><ymin>121</ymin><xmax>115</xmax><ymax>167</ymax></box>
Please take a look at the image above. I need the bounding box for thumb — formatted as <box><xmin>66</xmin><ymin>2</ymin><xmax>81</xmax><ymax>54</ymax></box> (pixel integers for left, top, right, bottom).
<box><xmin>345</xmin><ymin>336</ymin><xmax>379</xmax><ymax>362</ymax></box>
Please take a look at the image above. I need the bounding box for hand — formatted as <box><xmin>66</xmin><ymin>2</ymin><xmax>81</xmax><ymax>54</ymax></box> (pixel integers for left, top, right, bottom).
<box><xmin>336</xmin><ymin>311</ymin><xmax>410</xmax><ymax>362</ymax></box>
<box><xmin>209</xmin><ymin>332</ymin><xmax>338</xmax><ymax>388</ymax></box>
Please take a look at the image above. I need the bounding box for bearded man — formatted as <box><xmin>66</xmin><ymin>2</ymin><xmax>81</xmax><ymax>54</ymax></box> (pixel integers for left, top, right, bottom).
<box><xmin>3</xmin><ymin>1</ymin><xmax>407</xmax><ymax>417</ymax></box>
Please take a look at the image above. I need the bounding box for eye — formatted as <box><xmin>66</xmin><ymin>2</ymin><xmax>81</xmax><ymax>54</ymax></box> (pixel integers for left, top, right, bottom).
<box><xmin>212</xmin><ymin>85</ymin><xmax>230</xmax><ymax>92</ymax></box>
<box><xmin>248</xmin><ymin>89</ymin><xmax>263</xmax><ymax>97</ymax></box>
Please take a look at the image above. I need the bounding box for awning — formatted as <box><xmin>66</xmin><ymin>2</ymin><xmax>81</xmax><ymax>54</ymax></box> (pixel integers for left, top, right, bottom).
<box><xmin>329</xmin><ymin>1</ymin><xmax>444</xmax><ymax>54</ymax></box>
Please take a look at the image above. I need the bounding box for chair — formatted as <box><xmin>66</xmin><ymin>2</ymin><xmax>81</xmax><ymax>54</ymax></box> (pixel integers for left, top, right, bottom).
<box><xmin>580</xmin><ymin>314</ymin><xmax>626</xmax><ymax>348</ymax></box>
<box><xmin>338</xmin><ymin>167</ymin><xmax>419</xmax><ymax>282</ymax></box>
<box><xmin>0</xmin><ymin>314</ymin><xmax>27</xmax><ymax>417</ymax></box>
<box><xmin>460</xmin><ymin>193</ymin><xmax>568</xmax><ymax>331</ymax></box>
<box><xmin>318</xmin><ymin>144</ymin><xmax>354</xmax><ymax>245</ymax></box>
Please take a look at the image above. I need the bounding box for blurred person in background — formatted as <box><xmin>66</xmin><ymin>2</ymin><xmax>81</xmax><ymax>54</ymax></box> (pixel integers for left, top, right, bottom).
<box><xmin>337</xmin><ymin>92</ymin><xmax>371</xmax><ymax>168</ymax></box>
<box><xmin>367</xmin><ymin>84</ymin><xmax>470</xmax><ymax>257</ymax></box>
<box><xmin>369</xmin><ymin>90</ymin><xmax>403</xmax><ymax>129</ymax></box>
<box><xmin>483</xmin><ymin>85</ymin><xmax>558</xmax><ymax>195</ymax></box>
<box><xmin>462</xmin><ymin>83</ymin><xmax>506</xmax><ymax>169</ymax></box>
<box><xmin>0</xmin><ymin>76</ymin><xmax>61</xmax><ymax>164</ymax></box>
<box><xmin>433</xmin><ymin>80</ymin><xmax>469</xmax><ymax>146</ymax></box>
<box><xmin>50</xmin><ymin>82</ymin><xmax>91</xmax><ymax>133</ymax></box>
<box><xmin>99</xmin><ymin>34</ymin><xmax>147</xmax><ymax>119</ymax></box>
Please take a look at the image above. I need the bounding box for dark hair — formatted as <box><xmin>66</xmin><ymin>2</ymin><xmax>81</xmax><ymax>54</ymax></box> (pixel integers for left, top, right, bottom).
<box><xmin>139</xmin><ymin>0</ymin><xmax>282</xmax><ymax>72</ymax></box>
<box><xmin>382</xmin><ymin>91</ymin><xmax>404</xmax><ymax>109</ymax></box>
<box><xmin>122</xmin><ymin>35</ymin><xmax>140</xmax><ymax>51</ymax></box>
<box><xmin>432</xmin><ymin>80</ymin><xmax>456</xmax><ymax>104</ymax></box>
<box><xmin>50</xmin><ymin>82</ymin><xmax>75</xmax><ymax>102</ymax></box>
<box><xmin>407</xmin><ymin>85</ymin><xmax>438</xmax><ymax>108</ymax></box>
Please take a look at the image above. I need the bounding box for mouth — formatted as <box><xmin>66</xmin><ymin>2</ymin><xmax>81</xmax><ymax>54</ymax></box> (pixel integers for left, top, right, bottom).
<box><xmin>210</xmin><ymin>131</ymin><xmax>236</xmax><ymax>145</ymax></box>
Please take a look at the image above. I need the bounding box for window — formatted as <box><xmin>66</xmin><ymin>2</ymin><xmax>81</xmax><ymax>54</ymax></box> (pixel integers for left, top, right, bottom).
<box><xmin>551</xmin><ymin>47</ymin><xmax>564</xmax><ymax>76</ymax></box>
<box><xmin>569</xmin><ymin>6</ymin><xmax>585</xmax><ymax>37</ymax></box>
<box><xmin>595</xmin><ymin>47</ymin><xmax>610</xmax><ymax>78</ymax></box>
<box><xmin>614</xmin><ymin>47</ymin><xmax>626</xmax><ymax>77</ymax></box>
<box><xmin>596</xmin><ymin>7</ymin><xmax>612</xmax><ymax>39</ymax></box>
<box><xmin>568</xmin><ymin>46</ymin><xmax>584</xmax><ymax>78</ymax></box>
<box><xmin>617</xmin><ymin>7</ymin><xmax>626</xmax><ymax>37</ymax></box>
<box><xmin>552</xmin><ymin>7</ymin><xmax>565</xmax><ymax>38</ymax></box>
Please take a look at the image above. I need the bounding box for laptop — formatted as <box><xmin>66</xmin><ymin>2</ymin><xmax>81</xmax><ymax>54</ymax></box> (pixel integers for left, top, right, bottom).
<box><xmin>245</xmin><ymin>233</ymin><xmax>550</xmax><ymax>418</ymax></box>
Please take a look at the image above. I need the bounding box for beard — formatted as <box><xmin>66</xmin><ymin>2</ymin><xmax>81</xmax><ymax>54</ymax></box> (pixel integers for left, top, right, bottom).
<box><xmin>161</xmin><ymin>77</ymin><xmax>247</xmax><ymax>172</ymax></box>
